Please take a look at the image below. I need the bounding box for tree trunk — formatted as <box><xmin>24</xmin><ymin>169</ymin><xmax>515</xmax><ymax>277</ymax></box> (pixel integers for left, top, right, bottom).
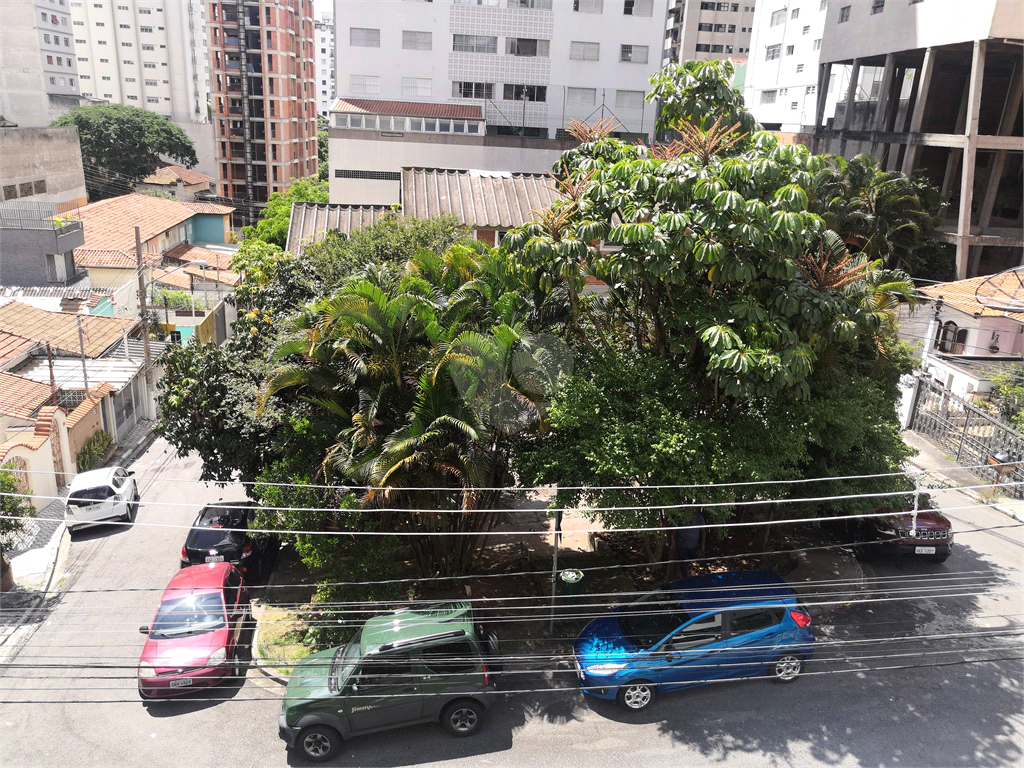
<box><xmin>1</xmin><ymin>551</ymin><xmax>14</xmax><ymax>592</ymax></box>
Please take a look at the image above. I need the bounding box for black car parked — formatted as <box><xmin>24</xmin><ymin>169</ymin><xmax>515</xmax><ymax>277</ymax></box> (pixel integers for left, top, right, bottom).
<box><xmin>180</xmin><ymin>502</ymin><xmax>277</xmax><ymax>580</ymax></box>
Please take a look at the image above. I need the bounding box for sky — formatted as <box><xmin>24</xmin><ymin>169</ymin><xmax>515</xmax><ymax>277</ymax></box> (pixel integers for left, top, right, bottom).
<box><xmin>313</xmin><ymin>0</ymin><xmax>333</xmax><ymax>21</ymax></box>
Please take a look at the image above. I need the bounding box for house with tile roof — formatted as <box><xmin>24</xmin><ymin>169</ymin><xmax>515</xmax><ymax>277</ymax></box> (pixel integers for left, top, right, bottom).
<box><xmin>135</xmin><ymin>164</ymin><xmax>216</xmax><ymax>202</ymax></box>
<box><xmin>898</xmin><ymin>269</ymin><xmax>1024</xmax><ymax>402</ymax></box>
<box><xmin>72</xmin><ymin>193</ymin><xmax>234</xmax><ymax>290</ymax></box>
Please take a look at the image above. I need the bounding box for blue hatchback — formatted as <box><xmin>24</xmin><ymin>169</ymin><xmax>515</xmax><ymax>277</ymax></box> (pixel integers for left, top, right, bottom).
<box><xmin>573</xmin><ymin>570</ymin><xmax>815</xmax><ymax>710</ymax></box>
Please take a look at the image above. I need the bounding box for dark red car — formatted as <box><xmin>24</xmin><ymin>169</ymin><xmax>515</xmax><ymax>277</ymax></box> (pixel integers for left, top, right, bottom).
<box><xmin>855</xmin><ymin>502</ymin><xmax>953</xmax><ymax>564</ymax></box>
<box><xmin>137</xmin><ymin>562</ymin><xmax>250</xmax><ymax>699</ymax></box>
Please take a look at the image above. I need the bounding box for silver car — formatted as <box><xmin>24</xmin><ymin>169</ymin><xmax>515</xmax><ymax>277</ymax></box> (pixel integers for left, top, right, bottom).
<box><xmin>65</xmin><ymin>467</ymin><xmax>140</xmax><ymax>532</ymax></box>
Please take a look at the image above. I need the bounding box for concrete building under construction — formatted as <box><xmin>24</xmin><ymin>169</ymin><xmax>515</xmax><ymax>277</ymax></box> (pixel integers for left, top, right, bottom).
<box><xmin>811</xmin><ymin>0</ymin><xmax>1022</xmax><ymax>279</ymax></box>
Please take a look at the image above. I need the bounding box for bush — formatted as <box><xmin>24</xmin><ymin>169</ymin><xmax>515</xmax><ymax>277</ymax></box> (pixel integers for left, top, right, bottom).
<box><xmin>76</xmin><ymin>430</ymin><xmax>113</xmax><ymax>472</ymax></box>
<box><xmin>0</xmin><ymin>466</ymin><xmax>36</xmax><ymax>548</ymax></box>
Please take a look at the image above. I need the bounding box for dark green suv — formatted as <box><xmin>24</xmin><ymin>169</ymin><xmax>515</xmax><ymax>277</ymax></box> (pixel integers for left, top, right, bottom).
<box><xmin>279</xmin><ymin>602</ymin><xmax>499</xmax><ymax>763</ymax></box>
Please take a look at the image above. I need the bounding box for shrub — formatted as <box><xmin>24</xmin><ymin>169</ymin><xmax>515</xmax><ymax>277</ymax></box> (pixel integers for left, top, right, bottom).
<box><xmin>76</xmin><ymin>430</ymin><xmax>113</xmax><ymax>472</ymax></box>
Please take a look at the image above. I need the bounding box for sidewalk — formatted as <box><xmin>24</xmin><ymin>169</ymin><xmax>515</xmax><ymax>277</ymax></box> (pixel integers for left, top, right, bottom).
<box><xmin>903</xmin><ymin>430</ymin><xmax>1024</xmax><ymax>522</ymax></box>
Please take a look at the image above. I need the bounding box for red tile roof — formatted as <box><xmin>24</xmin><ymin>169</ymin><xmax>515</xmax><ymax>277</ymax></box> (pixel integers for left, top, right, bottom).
<box><xmin>0</xmin><ymin>371</ymin><xmax>54</xmax><ymax>420</ymax></box>
<box><xmin>141</xmin><ymin>164</ymin><xmax>214</xmax><ymax>186</ymax></box>
<box><xmin>180</xmin><ymin>201</ymin><xmax>235</xmax><ymax>215</ymax></box>
<box><xmin>0</xmin><ymin>331</ymin><xmax>38</xmax><ymax>368</ymax></box>
<box><xmin>76</xmin><ymin>193</ymin><xmax>195</xmax><ymax>252</ymax></box>
<box><xmin>333</xmin><ymin>98</ymin><xmax>483</xmax><ymax>120</ymax></box>
<box><xmin>0</xmin><ymin>300</ymin><xmax>139</xmax><ymax>357</ymax></box>
<box><xmin>74</xmin><ymin>248</ymin><xmax>160</xmax><ymax>269</ymax></box>
<box><xmin>163</xmin><ymin>242</ymin><xmax>234</xmax><ymax>272</ymax></box>
<box><xmin>920</xmin><ymin>272</ymin><xmax>1024</xmax><ymax>323</ymax></box>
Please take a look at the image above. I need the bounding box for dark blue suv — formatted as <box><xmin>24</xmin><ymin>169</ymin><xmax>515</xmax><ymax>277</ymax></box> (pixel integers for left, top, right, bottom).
<box><xmin>573</xmin><ymin>571</ymin><xmax>815</xmax><ymax>710</ymax></box>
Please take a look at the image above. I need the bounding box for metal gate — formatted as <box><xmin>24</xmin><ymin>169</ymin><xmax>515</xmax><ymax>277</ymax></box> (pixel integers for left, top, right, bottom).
<box><xmin>909</xmin><ymin>378</ymin><xmax>1024</xmax><ymax>498</ymax></box>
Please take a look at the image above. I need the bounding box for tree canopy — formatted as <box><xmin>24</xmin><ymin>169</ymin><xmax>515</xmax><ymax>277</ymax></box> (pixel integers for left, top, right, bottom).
<box><xmin>52</xmin><ymin>104</ymin><xmax>197</xmax><ymax>201</ymax></box>
<box><xmin>242</xmin><ymin>177</ymin><xmax>329</xmax><ymax>248</ymax></box>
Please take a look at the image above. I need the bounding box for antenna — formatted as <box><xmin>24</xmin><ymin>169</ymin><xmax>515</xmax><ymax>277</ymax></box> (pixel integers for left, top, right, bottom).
<box><xmin>973</xmin><ymin>266</ymin><xmax>1024</xmax><ymax>313</ymax></box>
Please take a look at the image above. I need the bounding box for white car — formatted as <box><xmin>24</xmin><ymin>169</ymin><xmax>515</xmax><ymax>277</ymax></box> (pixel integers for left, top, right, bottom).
<box><xmin>65</xmin><ymin>466</ymin><xmax>140</xmax><ymax>532</ymax></box>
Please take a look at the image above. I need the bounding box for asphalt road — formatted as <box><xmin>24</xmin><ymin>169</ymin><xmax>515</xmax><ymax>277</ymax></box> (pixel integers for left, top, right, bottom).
<box><xmin>1</xmin><ymin>443</ymin><xmax>1022</xmax><ymax>768</ymax></box>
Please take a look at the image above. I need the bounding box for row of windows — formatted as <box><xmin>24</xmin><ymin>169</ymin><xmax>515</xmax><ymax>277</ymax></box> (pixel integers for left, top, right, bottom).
<box><xmin>572</xmin><ymin>0</ymin><xmax>655</xmax><ymax>14</ymax></box>
<box><xmin>759</xmin><ymin>85</ymin><xmax>815</xmax><ymax>104</ymax></box>
<box><xmin>696</xmin><ymin>43</ymin><xmax>746</xmax><ymax>54</ymax></box>
<box><xmin>766</xmin><ymin>38</ymin><xmax>821</xmax><ymax>59</ymax></box>
<box><xmin>72</xmin><ymin>2</ymin><xmax>162</xmax><ymax>9</ymax></box>
<box><xmin>335</xmin><ymin>113</ymin><xmax>484</xmax><ymax>135</ymax></box>
<box><xmin>698</xmin><ymin>2</ymin><xmax>751</xmax><ymax>11</ymax></box>
<box><xmin>45</xmin><ymin>55</ymin><xmax>74</xmax><ymax>68</ymax></box>
<box><xmin>697</xmin><ymin>23</ymin><xmax>738</xmax><ymax>32</ymax></box>
<box><xmin>1</xmin><ymin>180</ymin><xmax>47</xmax><ymax>202</ymax></box>
<box><xmin>42</xmin><ymin>33</ymin><xmax>72</xmax><ymax>47</ymax></box>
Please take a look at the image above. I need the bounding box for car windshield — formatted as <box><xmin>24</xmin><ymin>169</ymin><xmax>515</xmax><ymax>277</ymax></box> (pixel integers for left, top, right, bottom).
<box><xmin>328</xmin><ymin>641</ymin><xmax>359</xmax><ymax>694</ymax></box>
<box><xmin>186</xmin><ymin>528</ymin><xmax>245</xmax><ymax>550</ymax></box>
<box><xmin>618</xmin><ymin>588</ymin><xmax>690</xmax><ymax>649</ymax></box>
<box><xmin>150</xmin><ymin>593</ymin><xmax>226</xmax><ymax>639</ymax></box>
<box><xmin>68</xmin><ymin>486</ymin><xmax>114</xmax><ymax>502</ymax></box>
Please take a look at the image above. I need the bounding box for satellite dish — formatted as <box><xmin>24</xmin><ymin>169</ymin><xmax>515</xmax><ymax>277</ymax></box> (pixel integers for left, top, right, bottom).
<box><xmin>974</xmin><ymin>266</ymin><xmax>1024</xmax><ymax>313</ymax></box>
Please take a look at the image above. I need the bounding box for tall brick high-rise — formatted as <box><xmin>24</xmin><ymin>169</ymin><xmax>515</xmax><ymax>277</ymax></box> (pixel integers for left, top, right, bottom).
<box><xmin>207</xmin><ymin>0</ymin><xmax>318</xmax><ymax>220</ymax></box>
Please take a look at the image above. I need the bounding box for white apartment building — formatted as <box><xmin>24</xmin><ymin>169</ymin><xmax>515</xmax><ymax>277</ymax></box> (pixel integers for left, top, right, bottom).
<box><xmin>743</xmin><ymin>0</ymin><xmax>852</xmax><ymax>132</ymax></box>
<box><xmin>667</xmin><ymin>0</ymin><xmax>756</xmax><ymax>63</ymax></box>
<box><xmin>69</xmin><ymin>0</ymin><xmax>215</xmax><ymax>174</ymax></box>
<box><xmin>333</xmin><ymin>0</ymin><xmax>672</xmax><ymax>141</ymax></box>
<box><xmin>0</xmin><ymin>0</ymin><xmax>85</xmax><ymax>126</ymax></box>
<box><xmin>315</xmin><ymin>11</ymin><xmax>335</xmax><ymax>117</ymax></box>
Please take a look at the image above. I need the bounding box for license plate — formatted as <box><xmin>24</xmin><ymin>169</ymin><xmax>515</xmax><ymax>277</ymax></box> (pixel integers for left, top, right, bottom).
<box><xmin>915</xmin><ymin>546</ymin><xmax>936</xmax><ymax>555</ymax></box>
<box><xmin>169</xmin><ymin>678</ymin><xmax>193</xmax><ymax>688</ymax></box>
<box><xmin>205</xmin><ymin>555</ymin><xmax>225</xmax><ymax>563</ymax></box>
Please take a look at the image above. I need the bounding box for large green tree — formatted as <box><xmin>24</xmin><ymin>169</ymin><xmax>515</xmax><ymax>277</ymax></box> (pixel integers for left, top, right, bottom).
<box><xmin>243</xmin><ymin>177</ymin><xmax>329</xmax><ymax>248</ymax></box>
<box><xmin>52</xmin><ymin>104</ymin><xmax>198</xmax><ymax>201</ymax></box>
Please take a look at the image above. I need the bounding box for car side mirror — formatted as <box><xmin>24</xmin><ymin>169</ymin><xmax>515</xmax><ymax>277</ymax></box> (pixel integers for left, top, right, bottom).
<box><xmin>139</xmin><ymin>625</ymin><xmax>149</xmax><ymax>635</ymax></box>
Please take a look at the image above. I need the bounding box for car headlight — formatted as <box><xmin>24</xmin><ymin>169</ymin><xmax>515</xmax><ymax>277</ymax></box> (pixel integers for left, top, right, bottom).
<box><xmin>878</xmin><ymin>528</ymin><xmax>898</xmax><ymax>537</ymax></box>
<box><xmin>138</xmin><ymin>662</ymin><xmax>156</xmax><ymax>679</ymax></box>
<box><xmin>585</xmin><ymin>662</ymin><xmax>628</xmax><ymax>676</ymax></box>
<box><xmin>207</xmin><ymin>647</ymin><xmax>226</xmax><ymax>666</ymax></box>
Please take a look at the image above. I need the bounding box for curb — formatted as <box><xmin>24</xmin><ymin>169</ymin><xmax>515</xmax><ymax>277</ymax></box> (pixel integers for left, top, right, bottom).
<box><xmin>0</xmin><ymin>523</ymin><xmax>67</xmax><ymax>652</ymax></box>
<box><xmin>250</xmin><ymin>621</ymin><xmax>289</xmax><ymax>686</ymax></box>
<box><xmin>911</xmin><ymin>461</ymin><xmax>1024</xmax><ymax>523</ymax></box>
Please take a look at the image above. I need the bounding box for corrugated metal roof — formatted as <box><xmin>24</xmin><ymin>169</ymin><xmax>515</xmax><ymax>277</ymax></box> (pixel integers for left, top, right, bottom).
<box><xmin>102</xmin><ymin>337</ymin><xmax>167</xmax><ymax>361</ymax></box>
<box><xmin>286</xmin><ymin>203</ymin><xmax>392</xmax><ymax>256</ymax></box>
<box><xmin>401</xmin><ymin>168</ymin><xmax>557</xmax><ymax>229</ymax></box>
<box><xmin>332</xmin><ymin>98</ymin><xmax>483</xmax><ymax>119</ymax></box>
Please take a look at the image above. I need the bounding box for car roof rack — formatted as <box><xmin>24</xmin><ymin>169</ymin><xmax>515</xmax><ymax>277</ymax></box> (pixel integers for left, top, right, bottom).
<box><xmin>370</xmin><ymin>629</ymin><xmax>468</xmax><ymax>654</ymax></box>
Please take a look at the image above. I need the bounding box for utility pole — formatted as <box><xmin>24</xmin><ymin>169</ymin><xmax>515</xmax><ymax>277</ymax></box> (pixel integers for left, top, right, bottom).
<box><xmin>76</xmin><ymin>316</ymin><xmax>90</xmax><ymax>393</ymax></box>
<box><xmin>136</xmin><ymin>226</ymin><xmax>154</xmax><ymax>419</ymax></box>
<box><xmin>45</xmin><ymin>343</ymin><xmax>58</xmax><ymax>406</ymax></box>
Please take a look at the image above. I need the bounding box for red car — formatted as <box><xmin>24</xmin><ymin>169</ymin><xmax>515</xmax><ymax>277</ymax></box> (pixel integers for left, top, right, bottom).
<box><xmin>137</xmin><ymin>562</ymin><xmax>250</xmax><ymax>699</ymax></box>
<box><xmin>855</xmin><ymin>502</ymin><xmax>953</xmax><ymax>564</ymax></box>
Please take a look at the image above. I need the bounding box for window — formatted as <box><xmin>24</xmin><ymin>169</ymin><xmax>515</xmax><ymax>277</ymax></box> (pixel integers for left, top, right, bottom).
<box><xmin>139</xmin><ymin>6</ymin><xmax>151</xmax><ymax>12</ymax></box>
<box><xmin>790</xmin><ymin>101</ymin><xmax>798</xmax><ymax>109</ymax></box>
<box><xmin>716</xmin><ymin>2</ymin><xmax>729</xmax><ymax>8</ymax></box>
<box><xmin>796</xmin><ymin>63</ymin><xmax>804</xmax><ymax>72</ymax></box>
<box><xmin>44</xmin><ymin>33</ymin><xmax>51</xmax><ymax>43</ymax></box>
<box><xmin>700</xmin><ymin>1</ymin><xmax>714</xmax><ymax>7</ymax></box>
<box><xmin>401</xmin><ymin>77</ymin><xmax>431</xmax><ymax>96</ymax></box>
<box><xmin>711</xmin><ymin>44</ymin><xmax>724</xmax><ymax>52</ymax></box>
<box><xmin>510</xmin><ymin>0</ymin><xmax>552</xmax><ymax>7</ymax></box>
<box><xmin>714</xmin><ymin>23</ymin><xmax>727</xmax><ymax>31</ymax></box>
<box><xmin>504</xmin><ymin>83</ymin><xmax>546</xmax><ymax>101</ymax></box>
<box><xmin>402</xmin><ymin>30</ymin><xmax>431</xmax><ymax>50</ymax></box>
<box><xmin>76</xmin><ymin>39</ymin><xmax>85</xmax><ymax>44</ymax></box>
<box><xmin>353</xmin><ymin>654</ymin><xmax>415</xmax><ymax>689</ymax></box>
<box><xmin>838</xmin><ymin>5</ymin><xmax>850</xmax><ymax>21</ymax></box>
<box><xmin>119</xmin><ymin>23</ymin><xmax>130</xmax><ymax>28</ymax></box>
<box><xmin>100</xmin><ymin>58</ymin><xmax>108</xmax><ymax>62</ymax></box>
<box><xmin>573</xmin><ymin>0</ymin><xmax>603</xmax><ymax>11</ymax></box>
<box><xmin>73</xmin><ymin>20</ymin><xmax>84</xmax><ymax>25</ymax></box>
<box><xmin>695</xmin><ymin>43</ymin><xmax>711</xmax><ymax>52</ymax></box>
<box><xmin>127</xmin><ymin>94</ymin><xmax>138</xmax><ymax>99</ymax></box>
<box><xmin>95</xmin><ymin>21</ymin><xmax>105</xmax><ymax>26</ymax></box>
<box><xmin>452</xmin><ymin>80</ymin><xmax>493</xmax><ymax>99</ymax></box>
<box><xmin>760</xmin><ymin>89</ymin><xmax>777</xmax><ymax>103</ymax></box>
<box><xmin>142</xmin><ymin>44</ymin><xmax>154</xmax><ymax>50</ymax></box>
<box><xmin>732</xmin><ymin>2</ymin><xmax>740</xmax><ymax>8</ymax></box>
<box><xmin>615</xmin><ymin>89</ymin><xmax>644</xmax><ymax>109</ymax></box>
<box><xmin>786</xmin><ymin>44</ymin><xmax>794</xmax><ymax>54</ymax></box>
<box><xmin>728</xmin><ymin>23</ymin><xmax>736</xmax><ymax>31</ymax></box>
<box><xmin>121</xmin><ymin>41</ymin><xmax>132</xmax><ymax>46</ymax></box>
<box><xmin>566</xmin><ymin>86</ymin><xmax>596</xmax><ymax>106</ymax></box>
<box><xmin>620</xmin><ymin>44</ymin><xmax>648</xmax><ymax>63</ymax></box>
<box><xmin>819</xmin><ymin>0</ymin><xmax>826</xmax><ymax>7</ymax></box>
<box><xmin>349</xmin><ymin>74</ymin><xmax>380</xmax><ymax>94</ymax></box>
<box><xmin>669</xmin><ymin>614</ymin><xmax>723</xmax><ymax>651</ymax></box>
<box><xmin>570</xmin><ymin>41</ymin><xmax>600</xmax><ymax>60</ymax></box>
<box><xmin>145</xmin><ymin>78</ymin><xmax>157</xmax><ymax>85</ymax></box>
<box><xmin>125</xmin><ymin>77</ymin><xmax>135</xmax><ymax>82</ymax></box>
<box><xmin>770</xmin><ymin>7</ymin><xmax>786</xmax><ymax>25</ymax></box>
<box><xmin>622</xmin><ymin>0</ymin><xmax>653</xmax><ymax>15</ymax></box>
<box><xmin>47</xmin><ymin>55</ymin><xmax>54</xmax><ymax>65</ymax></box>
<box><xmin>97</xmin><ymin>40</ymin><xmax>106</xmax><ymax>44</ymax></box>
<box><xmin>147</xmin><ymin>97</ymin><xmax>159</xmax><ymax>103</ymax></box>
<box><xmin>765</xmin><ymin>44</ymin><xmax>780</xmax><ymax>60</ymax></box>
<box><xmin>506</xmin><ymin>38</ymin><xmax>549</xmax><ymax>57</ymax></box>
<box><xmin>454</xmin><ymin>0</ymin><xmax>499</xmax><ymax>4</ymax></box>
<box><xmin>728</xmin><ymin>608</ymin><xmax>782</xmax><ymax>635</ymax></box>
<box><xmin>453</xmin><ymin>34</ymin><xmax>498</xmax><ymax>53</ymax></box>
<box><xmin>144</xmin><ymin>62</ymin><xmax>156</xmax><ymax>68</ymax></box>
<box><xmin>791</xmin><ymin>7</ymin><xmax>799</xmax><ymax>17</ymax></box>
<box><xmin>806</xmin><ymin>85</ymin><xmax>816</xmax><ymax>94</ymax></box>
<box><xmin>101</xmin><ymin>75</ymin><xmax>111</xmax><ymax>80</ymax></box>
<box><xmin>349</xmin><ymin>28</ymin><xmax>380</xmax><ymax>47</ymax></box>
<box><xmin>697</xmin><ymin>22</ymin><xmax>713</xmax><ymax>31</ymax></box>
<box><xmin>870</xmin><ymin>0</ymin><xmax>883</xmax><ymax>10</ymax></box>
<box><xmin>813</xmin><ymin>37</ymin><xmax>821</xmax><ymax>49</ymax></box>
<box><xmin>421</xmin><ymin>643</ymin><xmax>476</xmax><ymax>675</ymax></box>
<box><xmin>140</xmin><ymin>25</ymin><xmax>152</xmax><ymax>32</ymax></box>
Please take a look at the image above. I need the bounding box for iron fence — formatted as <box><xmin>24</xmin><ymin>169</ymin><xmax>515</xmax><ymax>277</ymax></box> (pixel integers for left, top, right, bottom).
<box><xmin>909</xmin><ymin>377</ymin><xmax>1024</xmax><ymax>499</ymax></box>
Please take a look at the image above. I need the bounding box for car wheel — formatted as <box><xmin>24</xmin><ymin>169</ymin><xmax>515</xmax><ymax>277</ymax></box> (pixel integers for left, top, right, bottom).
<box><xmin>297</xmin><ymin>725</ymin><xmax>340</xmax><ymax>763</ymax></box>
<box><xmin>769</xmin><ymin>654</ymin><xmax>804</xmax><ymax>683</ymax></box>
<box><xmin>230</xmin><ymin>649</ymin><xmax>245</xmax><ymax>677</ymax></box>
<box><xmin>441</xmin><ymin>699</ymin><xmax>485</xmax><ymax>737</ymax></box>
<box><xmin>616</xmin><ymin>681</ymin><xmax>656</xmax><ymax>711</ymax></box>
